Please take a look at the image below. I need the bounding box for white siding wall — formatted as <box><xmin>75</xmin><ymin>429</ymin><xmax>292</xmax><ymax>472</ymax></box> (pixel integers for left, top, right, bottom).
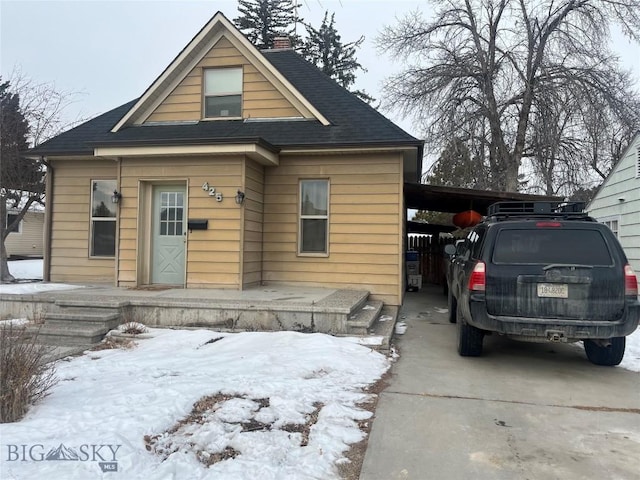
<box><xmin>589</xmin><ymin>134</ymin><xmax>640</xmax><ymax>282</ymax></box>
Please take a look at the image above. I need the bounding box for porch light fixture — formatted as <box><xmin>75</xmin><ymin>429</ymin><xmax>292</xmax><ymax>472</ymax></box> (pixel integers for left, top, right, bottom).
<box><xmin>111</xmin><ymin>190</ymin><xmax>122</xmax><ymax>204</ymax></box>
<box><xmin>235</xmin><ymin>190</ymin><xmax>245</xmax><ymax>205</ymax></box>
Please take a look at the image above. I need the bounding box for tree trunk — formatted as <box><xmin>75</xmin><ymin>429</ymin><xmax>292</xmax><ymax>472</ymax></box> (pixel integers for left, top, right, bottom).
<box><xmin>0</xmin><ymin>200</ymin><xmax>15</xmax><ymax>283</ymax></box>
<box><xmin>0</xmin><ymin>240</ymin><xmax>14</xmax><ymax>283</ymax></box>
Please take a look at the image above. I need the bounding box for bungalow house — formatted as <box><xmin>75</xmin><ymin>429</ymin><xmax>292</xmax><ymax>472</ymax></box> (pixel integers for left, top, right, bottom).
<box><xmin>588</xmin><ymin>133</ymin><xmax>640</xmax><ymax>283</ymax></box>
<box><xmin>5</xmin><ymin>208</ymin><xmax>44</xmax><ymax>258</ymax></box>
<box><xmin>29</xmin><ymin>12</ymin><xmax>422</xmax><ymax>306</ymax></box>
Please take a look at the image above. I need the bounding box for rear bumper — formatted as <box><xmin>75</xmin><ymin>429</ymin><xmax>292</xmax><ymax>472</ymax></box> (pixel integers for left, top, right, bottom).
<box><xmin>468</xmin><ymin>296</ymin><xmax>640</xmax><ymax>339</ymax></box>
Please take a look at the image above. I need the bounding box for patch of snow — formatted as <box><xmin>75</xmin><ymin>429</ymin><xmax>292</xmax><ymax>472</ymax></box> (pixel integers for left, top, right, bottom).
<box><xmin>0</xmin><ymin>318</ymin><xmax>29</xmax><ymax>326</ymax></box>
<box><xmin>1</xmin><ymin>260</ymin><xmax>75</xmax><ymax>294</ymax></box>
<box><xmin>378</xmin><ymin>315</ymin><xmax>393</xmax><ymax>322</ymax></box>
<box><xmin>7</xmin><ymin>259</ymin><xmax>43</xmax><ymax>280</ymax></box>
<box><xmin>434</xmin><ymin>307</ymin><xmax>448</xmax><ymax>314</ymax></box>
<box><xmin>0</xmin><ymin>283</ymin><xmax>84</xmax><ymax>295</ymax></box>
<box><xmin>344</xmin><ymin>336</ymin><xmax>384</xmax><ymax>346</ymax></box>
<box><xmin>620</xmin><ymin>327</ymin><xmax>640</xmax><ymax>372</ymax></box>
<box><xmin>362</xmin><ymin>305</ymin><xmax>376</xmax><ymax>310</ymax></box>
<box><xmin>0</xmin><ymin>330</ymin><xmax>389</xmax><ymax>480</ymax></box>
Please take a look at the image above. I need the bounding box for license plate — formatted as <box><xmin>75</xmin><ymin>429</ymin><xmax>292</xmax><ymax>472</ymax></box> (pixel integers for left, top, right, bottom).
<box><xmin>537</xmin><ymin>283</ymin><xmax>568</xmax><ymax>298</ymax></box>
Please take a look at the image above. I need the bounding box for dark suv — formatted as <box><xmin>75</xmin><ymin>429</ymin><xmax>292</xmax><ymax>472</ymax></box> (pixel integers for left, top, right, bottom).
<box><xmin>444</xmin><ymin>201</ymin><xmax>639</xmax><ymax>366</ymax></box>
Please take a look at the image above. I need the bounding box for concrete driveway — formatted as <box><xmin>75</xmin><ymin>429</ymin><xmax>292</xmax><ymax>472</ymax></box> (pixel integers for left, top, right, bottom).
<box><xmin>360</xmin><ymin>286</ymin><xmax>640</xmax><ymax>480</ymax></box>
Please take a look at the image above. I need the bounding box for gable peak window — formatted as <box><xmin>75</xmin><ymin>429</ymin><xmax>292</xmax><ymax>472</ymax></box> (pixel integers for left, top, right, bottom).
<box><xmin>204</xmin><ymin>67</ymin><xmax>242</xmax><ymax>118</ymax></box>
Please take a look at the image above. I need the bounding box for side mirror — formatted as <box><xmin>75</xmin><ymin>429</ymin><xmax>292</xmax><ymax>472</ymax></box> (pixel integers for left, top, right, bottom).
<box><xmin>444</xmin><ymin>244</ymin><xmax>456</xmax><ymax>256</ymax></box>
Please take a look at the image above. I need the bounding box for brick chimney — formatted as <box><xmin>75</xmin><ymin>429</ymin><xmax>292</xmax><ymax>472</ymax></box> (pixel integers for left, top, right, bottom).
<box><xmin>273</xmin><ymin>37</ymin><xmax>291</xmax><ymax>50</ymax></box>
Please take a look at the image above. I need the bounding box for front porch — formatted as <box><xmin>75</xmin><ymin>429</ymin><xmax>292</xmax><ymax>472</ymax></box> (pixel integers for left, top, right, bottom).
<box><xmin>0</xmin><ymin>283</ymin><xmax>397</xmax><ymax>352</ymax></box>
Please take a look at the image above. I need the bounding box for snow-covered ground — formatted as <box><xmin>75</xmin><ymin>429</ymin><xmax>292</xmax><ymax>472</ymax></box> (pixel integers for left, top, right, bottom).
<box><xmin>1</xmin><ymin>329</ymin><xmax>389</xmax><ymax>480</ymax></box>
<box><xmin>1</xmin><ymin>259</ymin><xmax>81</xmax><ymax>294</ymax></box>
<box><xmin>1</xmin><ymin>260</ymin><xmax>638</xmax><ymax>479</ymax></box>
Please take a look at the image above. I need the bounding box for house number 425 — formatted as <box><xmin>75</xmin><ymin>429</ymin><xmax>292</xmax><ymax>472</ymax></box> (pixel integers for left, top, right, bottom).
<box><xmin>202</xmin><ymin>182</ymin><xmax>223</xmax><ymax>202</ymax></box>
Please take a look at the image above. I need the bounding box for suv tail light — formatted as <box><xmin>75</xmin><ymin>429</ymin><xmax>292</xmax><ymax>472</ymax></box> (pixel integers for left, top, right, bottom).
<box><xmin>468</xmin><ymin>261</ymin><xmax>486</xmax><ymax>291</ymax></box>
<box><xmin>625</xmin><ymin>265</ymin><xmax>638</xmax><ymax>297</ymax></box>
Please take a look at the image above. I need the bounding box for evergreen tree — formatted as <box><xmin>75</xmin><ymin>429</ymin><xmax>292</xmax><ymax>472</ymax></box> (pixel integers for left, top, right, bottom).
<box><xmin>300</xmin><ymin>12</ymin><xmax>373</xmax><ymax>103</ymax></box>
<box><xmin>424</xmin><ymin>138</ymin><xmax>486</xmax><ymax>189</ymax></box>
<box><xmin>234</xmin><ymin>0</ymin><xmax>301</xmax><ymax>50</ymax></box>
<box><xmin>0</xmin><ymin>79</ymin><xmax>43</xmax><ymax>282</ymax></box>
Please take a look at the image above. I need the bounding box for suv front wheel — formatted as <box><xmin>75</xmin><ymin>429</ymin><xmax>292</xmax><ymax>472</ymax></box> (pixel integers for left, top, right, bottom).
<box><xmin>456</xmin><ymin>304</ymin><xmax>484</xmax><ymax>356</ymax></box>
<box><xmin>584</xmin><ymin>337</ymin><xmax>625</xmax><ymax>366</ymax></box>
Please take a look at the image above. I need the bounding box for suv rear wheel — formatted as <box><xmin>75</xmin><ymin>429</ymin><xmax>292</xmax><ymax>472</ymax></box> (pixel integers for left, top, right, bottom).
<box><xmin>584</xmin><ymin>337</ymin><xmax>625</xmax><ymax>366</ymax></box>
<box><xmin>456</xmin><ymin>304</ymin><xmax>484</xmax><ymax>356</ymax></box>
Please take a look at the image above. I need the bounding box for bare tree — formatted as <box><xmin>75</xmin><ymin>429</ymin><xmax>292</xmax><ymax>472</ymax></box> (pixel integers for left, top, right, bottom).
<box><xmin>0</xmin><ymin>71</ymin><xmax>84</xmax><ymax>283</ymax></box>
<box><xmin>378</xmin><ymin>0</ymin><xmax>640</xmax><ymax>193</ymax></box>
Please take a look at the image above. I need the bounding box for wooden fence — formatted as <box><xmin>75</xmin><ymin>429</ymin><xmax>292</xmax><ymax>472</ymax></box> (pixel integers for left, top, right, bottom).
<box><xmin>408</xmin><ymin>236</ymin><xmax>455</xmax><ymax>286</ymax></box>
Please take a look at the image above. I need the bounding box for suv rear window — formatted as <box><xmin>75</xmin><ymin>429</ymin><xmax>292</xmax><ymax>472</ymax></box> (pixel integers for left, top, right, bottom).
<box><xmin>492</xmin><ymin>228</ymin><xmax>613</xmax><ymax>265</ymax></box>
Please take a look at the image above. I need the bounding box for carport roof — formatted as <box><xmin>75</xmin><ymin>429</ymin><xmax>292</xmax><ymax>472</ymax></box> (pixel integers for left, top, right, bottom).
<box><xmin>404</xmin><ymin>183</ymin><xmax>562</xmax><ymax>215</ymax></box>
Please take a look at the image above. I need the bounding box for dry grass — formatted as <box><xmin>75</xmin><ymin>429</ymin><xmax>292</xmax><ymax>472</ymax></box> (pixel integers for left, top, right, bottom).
<box><xmin>0</xmin><ymin>324</ymin><xmax>57</xmax><ymax>423</ymax></box>
<box><xmin>91</xmin><ymin>336</ymin><xmax>136</xmax><ymax>351</ymax></box>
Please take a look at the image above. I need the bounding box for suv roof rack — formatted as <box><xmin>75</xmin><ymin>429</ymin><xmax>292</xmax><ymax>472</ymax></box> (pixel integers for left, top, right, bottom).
<box><xmin>487</xmin><ymin>201</ymin><xmax>595</xmax><ymax>221</ymax></box>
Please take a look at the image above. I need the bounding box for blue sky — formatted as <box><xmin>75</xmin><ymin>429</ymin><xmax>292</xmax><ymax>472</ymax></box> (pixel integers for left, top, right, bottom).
<box><xmin>2</xmin><ymin>0</ymin><xmax>639</xmax><ymax>140</ymax></box>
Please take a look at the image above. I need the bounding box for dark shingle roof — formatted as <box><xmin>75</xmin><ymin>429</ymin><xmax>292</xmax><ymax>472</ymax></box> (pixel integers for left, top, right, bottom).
<box><xmin>30</xmin><ymin>50</ymin><xmax>421</xmax><ymax>156</ymax></box>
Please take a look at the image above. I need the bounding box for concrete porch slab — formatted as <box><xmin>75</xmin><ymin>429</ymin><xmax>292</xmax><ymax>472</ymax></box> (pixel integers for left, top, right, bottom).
<box><xmin>0</xmin><ymin>283</ymin><xmax>381</xmax><ymax>337</ymax></box>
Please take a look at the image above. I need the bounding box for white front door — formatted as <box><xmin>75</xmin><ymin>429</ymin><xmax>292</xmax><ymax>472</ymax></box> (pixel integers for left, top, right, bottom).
<box><xmin>151</xmin><ymin>186</ymin><xmax>186</xmax><ymax>285</ymax></box>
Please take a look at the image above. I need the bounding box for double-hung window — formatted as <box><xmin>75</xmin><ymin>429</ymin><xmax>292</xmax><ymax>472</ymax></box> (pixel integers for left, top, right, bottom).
<box><xmin>299</xmin><ymin>180</ymin><xmax>329</xmax><ymax>255</ymax></box>
<box><xmin>204</xmin><ymin>67</ymin><xmax>242</xmax><ymax>118</ymax></box>
<box><xmin>90</xmin><ymin>180</ymin><xmax>117</xmax><ymax>257</ymax></box>
<box><xmin>601</xmin><ymin>216</ymin><xmax>620</xmax><ymax>238</ymax></box>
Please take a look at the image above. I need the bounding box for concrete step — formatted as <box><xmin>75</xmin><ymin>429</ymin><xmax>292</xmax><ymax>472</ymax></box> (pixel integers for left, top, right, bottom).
<box><xmin>54</xmin><ymin>299</ymin><xmax>129</xmax><ymax>309</ymax></box>
<box><xmin>25</xmin><ymin>324</ymin><xmax>111</xmax><ymax>346</ymax></box>
<box><xmin>45</xmin><ymin>309</ymin><xmax>121</xmax><ymax>329</ymax></box>
<box><xmin>369</xmin><ymin>305</ymin><xmax>399</xmax><ymax>352</ymax></box>
<box><xmin>347</xmin><ymin>300</ymin><xmax>384</xmax><ymax>335</ymax></box>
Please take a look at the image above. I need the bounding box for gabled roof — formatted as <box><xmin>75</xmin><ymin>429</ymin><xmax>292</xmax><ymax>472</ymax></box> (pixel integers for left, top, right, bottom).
<box><xmin>112</xmin><ymin>12</ymin><xmax>328</xmax><ymax>130</ymax></box>
<box><xmin>587</xmin><ymin>131</ymin><xmax>640</xmax><ymax>210</ymax></box>
<box><xmin>29</xmin><ymin>14</ymin><xmax>422</xmax><ymax>159</ymax></box>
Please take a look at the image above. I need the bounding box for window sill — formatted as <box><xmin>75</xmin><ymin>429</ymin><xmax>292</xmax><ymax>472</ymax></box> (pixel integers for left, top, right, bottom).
<box><xmin>201</xmin><ymin>116</ymin><xmax>243</xmax><ymax>121</ymax></box>
<box><xmin>297</xmin><ymin>252</ymin><xmax>329</xmax><ymax>258</ymax></box>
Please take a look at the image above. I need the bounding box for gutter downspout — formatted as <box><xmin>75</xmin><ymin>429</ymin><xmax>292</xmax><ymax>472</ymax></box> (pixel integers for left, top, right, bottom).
<box><xmin>42</xmin><ymin>157</ymin><xmax>53</xmax><ymax>282</ymax></box>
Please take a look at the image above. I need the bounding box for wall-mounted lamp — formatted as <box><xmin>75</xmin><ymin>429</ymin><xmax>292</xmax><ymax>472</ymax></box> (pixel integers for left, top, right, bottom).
<box><xmin>618</xmin><ymin>197</ymin><xmax>626</xmax><ymax>203</ymax></box>
<box><xmin>235</xmin><ymin>190</ymin><xmax>246</xmax><ymax>205</ymax></box>
<box><xmin>111</xmin><ymin>190</ymin><xmax>122</xmax><ymax>204</ymax></box>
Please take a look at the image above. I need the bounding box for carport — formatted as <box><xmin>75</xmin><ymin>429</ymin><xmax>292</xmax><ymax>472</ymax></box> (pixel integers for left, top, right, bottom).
<box><xmin>404</xmin><ymin>183</ymin><xmax>562</xmax><ymax>286</ymax></box>
<box><xmin>404</xmin><ymin>182</ymin><xmax>562</xmax><ymax>215</ymax></box>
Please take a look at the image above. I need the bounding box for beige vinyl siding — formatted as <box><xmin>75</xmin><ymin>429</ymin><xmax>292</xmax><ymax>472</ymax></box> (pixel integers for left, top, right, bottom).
<box><xmin>49</xmin><ymin>159</ymin><xmax>117</xmax><ymax>283</ymax></box>
<box><xmin>242</xmin><ymin>159</ymin><xmax>265</xmax><ymax>287</ymax></box>
<box><xmin>263</xmin><ymin>153</ymin><xmax>404</xmax><ymax>305</ymax></box>
<box><xmin>146</xmin><ymin>36</ymin><xmax>303</xmax><ymax>123</ymax></box>
<box><xmin>118</xmin><ymin>156</ymin><xmax>243</xmax><ymax>288</ymax></box>
<box><xmin>5</xmin><ymin>211</ymin><xmax>44</xmax><ymax>257</ymax></box>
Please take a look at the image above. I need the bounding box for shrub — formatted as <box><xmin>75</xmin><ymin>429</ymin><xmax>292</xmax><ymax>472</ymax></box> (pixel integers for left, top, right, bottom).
<box><xmin>118</xmin><ymin>321</ymin><xmax>148</xmax><ymax>336</ymax></box>
<box><xmin>0</xmin><ymin>324</ymin><xmax>57</xmax><ymax>423</ymax></box>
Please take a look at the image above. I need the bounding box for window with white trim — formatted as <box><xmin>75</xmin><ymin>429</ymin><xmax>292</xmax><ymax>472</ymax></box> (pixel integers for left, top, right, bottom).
<box><xmin>90</xmin><ymin>180</ymin><xmax>117</xmax><ymax>257</ymax></box>
<box><xmin>204</xmin><ymin>68</ymin><xmax>242</xmax><ymax>118</ymax></box>
<box><xmin>5</xmin><ymin>213</ymin><xmax>22</xmax><ymax>234</ymax></box>
<box><xmin>601</xmin><ymin>216</ymin><xmax>620</xmax><ymax>238</ymax></box>
<box><xmin>299</xmin><ymin>179</ymin><xmax>329</xmax><ymax>254</ymax></box>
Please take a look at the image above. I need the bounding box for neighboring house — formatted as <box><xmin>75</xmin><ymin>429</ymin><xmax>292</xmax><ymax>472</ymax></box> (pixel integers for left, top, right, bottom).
<box><xmin>4</xmin><ymin>209</ymin><xmax>45</xmax><ymax>258</ymax></box>
<box><xmin>588</xmin><ymin>133</ymin><xmax>640</xmax><ymax>282</ymax></box>
<box><xmin>28</xmin><ymin>12</ymin><xmax>422</xmax><ymax>305</ymax></box>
